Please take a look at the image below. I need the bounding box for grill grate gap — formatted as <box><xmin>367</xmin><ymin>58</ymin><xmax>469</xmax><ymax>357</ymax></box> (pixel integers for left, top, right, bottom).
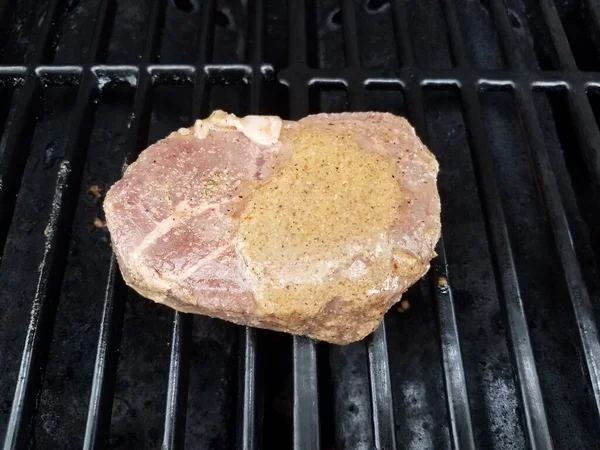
<box><xmin>184</xmin><ymin>316</ymin><xmax>238</xmax><ymax>449</ymax></box>
<box><xmin>539</xmin><ymin>91</ymin><xmax>600</xmax><ymax>320</ymax></box>
<box><xmin>481</xmin><ymin>88</ymin><xmax>600</xmax><ymax>448</ymax></box>
<box><xmin>315</xmin><ymin>344</ymin><xmax>336</xmax><ymax>449</ymax></box>
<box><xmin>424</xmin><ymin>87</ymin><xmax>525</xmax><ymax>449</ymax></box>
<box><xmin>212</xmin><ymin>0</ymin><xmax>248</xmax><ymax>64</ymax></box>
<box><xmin>261</xmin><ymin>331</ymin><xmax>293</xmax><ymax>448</ymax></box>
<box><xmin>354</xmin><ymin>0</ymin><xmax>399</xmax><ymax>69</ymax></box>
<box><xmin>31</xmin><ymin>85</ymin><xmax>134</xmax><ymax>449</ymax></box>
<box><xmin>406</xmin><ymin>86</ymin><xmax>476</xmax><ymax>450</ymax></box>
<box><xmin>553</xmin><ymin>0</ymin><xmax>600</xmax><ymax>71</ymax></box>
<box><xmin>329</xmin><ymin>341</ymin><xmax>375</xmax><ymax>449</ymax></box>
<box><xmin>514</xmin><ymin>85</ymin><xmax>600</xmax><ymax>423</ymax></box>
<box><xmin>306</xmin><ymin>0</ymin><xmax>346</xmax><ymax>69</ymax></box>
<box><xmin>0</xmin><ymin>84</ymin><xmax>79</xmax><ymax>444</ymax></box>
<box><xmin>84</xmin><ymin>2</ymin><xmax>166</xmax><ymax>447</ymax></box>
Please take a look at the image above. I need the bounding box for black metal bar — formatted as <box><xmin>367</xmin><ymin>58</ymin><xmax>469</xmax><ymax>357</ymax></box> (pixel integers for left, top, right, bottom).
<box><xmin>82</xmin><ymin>257</ymin><xmax>126</xmax><ymax>449</ymax></box>
<box><xmin>235</xmin><ymin>1</ymin><xmax>263</xmax><ymax>449</ymax></box>
<box><xmin>0</xmin><ymin>0</ymin><xmax>63</xmax><ymax>263</ymax></box>
<box><xmin>83</xmin><ymin>1</ymin><xmax>166</xmax><ymax>448</ymax></box>
<box><xmin>460</xmin><ymin>87</ymin><xmax>553</xmax><ymax>449</ymax></box>
<box><xmin>162</xmin><ymin>313</ymin><xmax>192</xmax><ymax>450</ymax></box>
<box><xmin>82</xmin><ymin>83</ymin><xmax>152</xmax><ymax>450</ymax></box>
<box><xmin>3</xmin><ymin>1</ymin><xmax>114</xmax><ymax>448</ymax></box>
<box><xmin>338</xmin><ymin>5</ymin><xmax>396</xmax><ymax>447</ymax></box>
<box><xmin>366</xmin><ymin>323</ymin><xmax>397</xmax><ymax>450</ymax></box>
<box><xmin>487</xmin><ymin>0</ymin><xmax>526</xmax><ymax>69</ymax></box>
<box><xmin>433</xmin><ymin>1</ymin><xmax>553</xmax><ymax>447</ymax></box>
<box><xmin>389</xmin><ymin>0</ymin><xmax>416</xmax><ymax>66</ymax></box>
<box><xmin>406</xmin><ymin>77</ymin><xmax>476</xmax><ymax>450</ymax></box>
<box><xmin>538</xmin><ymin>0</ymin><xmax>577</xmax><ymax>70</ymax></box>
<box><xmin>3</xmin><ymin>63</ymin><xmax>600</xmax><ymax>92</ymax></box>
<box><xmin>480</xmin><ymin>0</ymin><xmax>600</xmax><ymax>422</ymax></box>
<box><xmin>534</xmin><ymin>0</ymin><xmax>600</xmax><ymax>194</ymax></box>
<box><xmin>161</xmin><ymin>0</ymin><xmax>217</xmax><ymax>446</ymax></box>
<box><xmin>565</xmin><ymin>86</ymin><xmax>600</xmax><ymax>193</ymax></box>
<box><xmin>287</xmin><ymin>1</ymin><xmax>309</xmax><ymax>117</ymax></box>
<box><xmin>581</xmin><ymin>0</ymin><xmax>600</xmax><ymax>47</ymax></box>
<box><xmin>249</xmin><ymin>0</ymin><xmax>264</xmax><ymax>110</ymax></box>
<box><xmin>339</xmin><ymin>0</ymin><xmax>365</xmax><ymax>107</ymax></box>
<box><xmin>514</xmin><ymin>86</ymin><xmax>600</xmax><ymax>421</ymax></box>
<box><xmin>412</xmin><ymin>76</ymin><xmax>477</xmax><ymax>450</ymax></box>
<box><xmin>429</xmin><ymin>242</ymin><xmax>477</xmax><ymax>450</ymax></box>
<box><xmin>293</xmin><ymin>336</ymin><xmax>320</xmax><ymax>450</ymax></box>
<box><xmin>287</xmin><ymin>3</ymin><xmax>320</xmax><ymax>448</ymax></box>
<box><xmin>339</xmin><ymin>0</ymin><xmax>361</xmax><ymax>66</ymax></box>
<box><xmin>288</xmin><ymin>0</ymin><xmax>307</xmax><ymax>67</ymax></box>
<box><xmin>542</xmin><ymin>3</ymin><xmax>600</xmax><ymax>194</ymax></box>
<box><xmin>237</xmin><ymin>327</ymin><xmax>260</xmax><ymax>450</ymax></box>
<box><xmin>436</xmin><ymin>0</ymin><xmax>470</xmax><ymax>68</ymax></box>
<box><xmin>389</xmin><ymin>2</ymin><xmax>476</xmax><ymax>448</ymax></box>
<box><xmin>191</xmin><ymin>1</ymin><xmax>214</xmax><ymax>117</ymax></box>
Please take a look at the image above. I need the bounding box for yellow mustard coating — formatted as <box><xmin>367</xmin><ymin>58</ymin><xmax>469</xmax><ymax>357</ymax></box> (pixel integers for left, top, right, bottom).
<box><xmin>237</xmin><ymin>126</ymin><xmax>405</xmax><ymax>318</ymax></box>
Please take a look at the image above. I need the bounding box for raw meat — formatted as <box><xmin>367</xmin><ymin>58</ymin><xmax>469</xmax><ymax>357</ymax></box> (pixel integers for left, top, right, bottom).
<box><xmin>104</xmin><ymin>110</ymin><xmax>441</xmax><ymax>344</ymax></box>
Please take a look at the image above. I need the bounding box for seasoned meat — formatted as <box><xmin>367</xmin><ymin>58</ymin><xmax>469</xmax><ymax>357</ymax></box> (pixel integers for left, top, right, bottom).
<box><xmin>104</xmin><ymin>110</ymin><xmax>441</xmax><ymax>344</ymax></box>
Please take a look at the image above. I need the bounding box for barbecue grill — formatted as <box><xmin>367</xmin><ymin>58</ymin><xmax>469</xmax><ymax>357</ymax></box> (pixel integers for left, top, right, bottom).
<box><xmin>1</xmin><ymin>0</ymin><xmax>600</xmax><ymax>448</ymax></box>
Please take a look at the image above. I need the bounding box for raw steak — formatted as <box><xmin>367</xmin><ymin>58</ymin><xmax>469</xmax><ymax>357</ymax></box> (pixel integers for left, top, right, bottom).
<box><xmin>104</xmin><ymin>110</ymin><xmax>441</xmax><ymax>344</ymax></box>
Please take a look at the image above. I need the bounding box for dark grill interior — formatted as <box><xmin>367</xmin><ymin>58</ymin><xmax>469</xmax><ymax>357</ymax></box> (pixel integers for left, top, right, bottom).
<box><xmin>1</xmin><ymin>0</ymin><xmax>600</xmax><ymax>448</ymax></box>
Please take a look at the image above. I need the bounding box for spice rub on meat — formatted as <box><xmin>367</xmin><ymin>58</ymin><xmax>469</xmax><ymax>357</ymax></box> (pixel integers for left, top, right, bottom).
<box><xmin>104</xmin><ymin>110</ymin><xmax>441</xmax><ymax>344</ymax></box>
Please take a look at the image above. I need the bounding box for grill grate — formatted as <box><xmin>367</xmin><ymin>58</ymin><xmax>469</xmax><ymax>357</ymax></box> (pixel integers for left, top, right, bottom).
<box><xmin>1</xmin><ymin>0</ymin><xmax>600</xmax><ymax>448</ymax></box>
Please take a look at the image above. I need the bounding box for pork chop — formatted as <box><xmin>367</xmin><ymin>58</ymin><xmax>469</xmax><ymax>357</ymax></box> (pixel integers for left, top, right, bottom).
<box><xmin>104</xmin><ymin>110</ymin><xmax>441</xmax><ymax>344</ymax></box>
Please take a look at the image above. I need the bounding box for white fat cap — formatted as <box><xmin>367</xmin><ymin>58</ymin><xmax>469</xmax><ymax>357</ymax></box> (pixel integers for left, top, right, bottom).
<box><xmin>190</xmin><ymin>110</ymin><xmax>282</xmax><ymax>146</ymax></box>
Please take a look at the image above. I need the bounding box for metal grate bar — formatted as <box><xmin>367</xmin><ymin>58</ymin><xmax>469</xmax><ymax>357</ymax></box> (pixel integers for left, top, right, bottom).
<box><xmin>0</xmin><ymin>0</ymin><xmax>63</xmax><ymax>262</ymax></box>
<box><xmin>428</xmin><ymin>239</ymin><xmax>477</xmax><ymax>450</ymax></box>
<box><xmin>249</xmin><ymin>0</ymin><xmax>264</xmax><ymax>110</ymax></box>
<box><xmin>582</xmin><ymin>0</ymin><xmax>600</xmax><ymax>46</ymax></box>
<box><xmin>390</xmin><ymin>2</ymin><xmax>476</xmax><ymax>448</ymax></box>
<box><xmin>407</xmin><ymin>63</ymin><xmax>477</xmax><ymax>450</ymax></box>
<box><xmin>293</xmin><ymin>336</ymin><xmax>320</xmax><ymax>450</ymax></box>
<box><xmin>389</xmin><ymin>0</ymin><xmax>416</xmax><ymax>66</ymax></box>
<box><xmin>289</xmin><ymin>4</ymin><xmax>319</xmax><ymax>448</ymax></box>
<box><xmin>533</xmin><ymin>0</ymin><xmax>600</xmax><ymax>195</ymax></box>
<box><xmin>161</xmin><ymin>1</ymin><xmax>217</xmax><ymax>447</ymax></box>
<box><xmin>433</xmin><ymin>1</ymin><xmax>553</xmax><ymax>447</ymax></box>
<box><xmin>238</xmin><ymin>327</ymin><xmax>260</xmax><ymax>450</ymax></box>
<box><xmin>287</xmin><ymin>1</ymin><xmax>309</xmax><ymax>117</ymax></box>
<box><xmin>338</xmin><ymin>3</ymin><xmax>396</xmax><ymax>448</ymax></box>
<box><xmin>162</xmin><ymin>313</ymin><xmax>192</xmax><ymax>450</ymax></box>
<box><xmin>83</xmin><ymin>1</ymin><xmax>166</xmax><ymax>448</ymax></box>
<box><xmin>339</xmin><ymin>0</ymin><xmax>365</xmax><ymax>108</ymax></box>
<box><xmin>408</xmin><ymin>27</ymin><xmax>477</xmax><ymax>450</ymax></box>
<box><xmin>83</xmin><ymin>257</ymin><xmax>127</xmax><ymax>449</ymax></box>
<box><xmin>3</xmin><ymin>1</ymin><xmax>114</xmax><ymax>448</ymax></box>
<box><xmin>191</xmin><ymin>0</ymin><xmax>215</xmax><ymax>117</ymax></box>
<box><xmin>4</xmin><ymin>64</ymin><xmax>600</xmax><ymax>91</ymax></box>
<box><xmin>237</xmin><ymin>1</ymin><xmax>262</xmax><ymax>449</ymax></box>
<box><xmin>534</xmin><ymin>0</ymin><xmax>600</xmax><ymax>193</ymax></box>
<box><xmin>366</xmin><ymin>323</ymin><xmax>397</xmax><ymax>450</ymax></box>
<box><xmin>460</xmin><ymin>87</ymin><xmax>553</xmax><ymax>449</ymax></box>
<box><xmin>288</xmin><ymin>0</ymin><xmax>307</xmax><ymax>67</ymax></box>
<box><xmin>340</xmin><ymin>0</ymin><xmax>360</xmax><ymax>67</ymax></box>
<box><xmin>538</xmin><ymin>0</ymin><xmax>577</xmax><ymax>70</ymax></box>
<box><xmin>436</xmin><ymin>0</ymin><xmax>470</xmax><ymax>67</ymax></box>
<box><xmin>565</xmin><ymin>86</ymin><xmax>600</xmax><ymax>193</ymax></box>
<box><xmin>480</xmin><ymin>0</ymin><xmax>600</xmax><ymax>421</ymax></box>
<box><xmin>514</xmin><ymin>86</ymin><xmax>600</xmax><ymax>420</ymax></box>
